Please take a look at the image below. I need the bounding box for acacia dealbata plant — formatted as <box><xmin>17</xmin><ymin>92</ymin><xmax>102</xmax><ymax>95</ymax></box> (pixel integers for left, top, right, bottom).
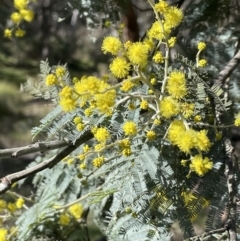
<box><xmin>1</xmin><ymin>0</ymin><xmax>240</xmax><ymax>240</ymax></box>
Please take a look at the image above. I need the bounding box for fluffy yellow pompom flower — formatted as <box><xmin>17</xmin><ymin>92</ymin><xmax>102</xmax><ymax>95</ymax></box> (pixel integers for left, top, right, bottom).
<box><xmin>197</xmin><ymin>42</ymin><xmax>206</xmax><ymax>51</ymax></box>
<box><xmin>152</xmin><ymin>51</ymin><xmax>164</xmax><ymax>63</ymax></box>
<box><xmin>119</xmin><ymin>139</ymin><xmax>131</xmax><ymax>149</ymax></box>
<box><xmin>45</xmin><ymin>74</ymin><xmax>58</xmax><ymax>86</ymax></box>
<box><xmin>4</xmin><ymin>29</ymin><xmax>12</xmax><ymax>38</ymax></box>
<box><xmin>16</xmin><ymin>197</ymin><xmax>25</xmax><ymax>209</ymax></box>
<box><xmin>79</xmin><ymin>163</ymin><xmax>86</xmax><ymax>169</ymax></box>
<box><xmin>155</xmin><ymin>1</ymin><xmax>169</xmax><ymax>13</ymax></box>
<box><xmin>166</xmin><ymin>71</ymin><xmax>187</xmax><ymax>99</ymax></box>
<box><xmin>83</xmin><ymin>145</ymin><xmax>90</xmax><ymax>153</ymax></box>
<box><xmin>128</xmin><ymin>42</ymin><xmax>149</xmax><ymax>67</ymax></box>
<box><xmin>11</xmin><ymin>12</ymin><xmax>22</xmax><ymax>24</ymax></box>
<box><xmin>69</xmin><ymin>203</ymin><xmax>83</xmax><ymax>219</ymax></box>
<box><xmin>76</xmin><ymin>123</ymin><xmax>85</xmax><ymax>131</ymax></box>
<box><xmin>55</xmin><ymin>66</ymin><xmax>66</xmax><ymax>77</ymax></box>
<box><xmin>59</xmin><ymin>86</ymin><xmax>77</xmax><ymax>112</ymax></box>
<box><xmin>120</xmin><ymin>79</ymin><xmax>135</xmax><ymax>92</ymax></box>
<box><xmin>164</xmin><ymin>6</ymin><xmax>183</xmax><ymax>28</ymax></box>
<box><xmin>101</xmin><ymin>36</ymin><xmax>122</xmax><ymax>55</ymax></box>
<box><xmin>181</xmin><ymin>103</ymin><xmax>195</xmax><ymax>118</ymax></box>
<box><xmin>73</xmin><ymin>116</ymin><xmax>82</xmax><ymax>124</ymax></box>
<box><xmin>234</xmin><ymin>113</ymin><xmax>240</xmax><ymax>126</ymax></box>
<box><xmin>147</xmin><ymin>21</ymin><xmax>171</xmax><ymax>41</ymax></box>
<box><xmin>15</xmin><ymin>28</ymin><xmax>26</xmax><ymax>37</ymax></box>
<box><xmin>160</xmin><ymin>96</ymin><xmax>180</xmax><ymax>118</ymax></box>
<box><xmin>190</xmin><ymin>155</ymin><xmax>213</xmax><ymax>176</ymax></box>
<box><xmin>8</xmin><ymin>203</ymin><xmax>17</xmax><ymax>212</ymax></box>
<box><xmin>140</xmin><ymin>100</ymin><xmax>148</xmax><ymax>110</ymax></box>
<box><xmin>168</xmin><ymin>120</ymin><xmax>186</xmax><ymax>145</ymax></box>
<box><xmin>176</xmin><ymin>129</ymin><xmax>196</xmax><ymax>153</ymax></box>
<box><xmin>122</xmin><ymin>148</ymin><xmax>132</xmax><ymax>156</ymax></box>
<box><xmin>20</xmin><ymin>9</ymin><xmax>34</xmax><ymax>22</ymax></box>
<box><xmin>0</xmin><ymin>228</ymin><xmax>8</xmax><ymax>241</ymax></box>
<box><xmin>93</xmin><ymin>156</ymin><xmax>104</xmax><ymax>167</ymax></box>
<box><xmin>123</xmin><ymin>121</ymin><xmax>137</xmax><ymax>136</ymax></box>
<box><xmin>109</xmin><ymin>57</ymin><xmax>130</xmax><ymax>78</ymax></box>
<box><xmin>198</xmin><ymin>59</ymin><xmax>207</xmax><ymax>67</ymax></box>
<box><xmin>59</xmin><ymin>214</ymin><xmax>70</xmax><ymax>226</ymax></box>
<box><xmin>146</xmin><ymin>130</ymin><xmax>156</xmax><ymax>141</ymax></box>
<box><xmin>94</xmin><ymin>127</ymin><xmax>110</xmax><ymax>143</ymax></box>
<box><xmin>168</xmin><ymin>37</ymin><xmax>177</xmax><ymax>47</ymax></box>
<box><xmin>14</xmin><ymin>0</ymin><xmax>28</xmax><ymax>10</ymax></box>
<box><xmin>196</xmin><ymin>130</ymin><xmax>211</xmax><ymax>152</ymax></box>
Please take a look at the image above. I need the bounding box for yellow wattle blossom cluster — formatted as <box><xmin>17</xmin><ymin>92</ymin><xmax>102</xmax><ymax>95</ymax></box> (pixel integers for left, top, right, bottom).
<box><xmin>128</xmin><ymin>42</ymin><xmax>150</xmax><ymax>67</ymax></box>
<box><xmin>110</xmin><ymin>57</ymin><xmax>131</xmax><ymax>78</ymax></box>
<box><xmin>59</xmin><ymin>214</ymin><xmax>70</xmax><ymax>226</ymax></box>
<box><xmin>168</xmin><ymin>120</ymin><xmax>211</xmax><ymax>154</ymax></box>
<box><xmin>148</xmin><ymin>1</ymin><xmax>183</xmax><ymax>42</ymax></box>
<box><xmin>4</xmin><ymin>0</ymin><xmax>35</xmax><ymax>38</ymax></box>
<box><xmin>59</xmin><ymin>86</ymin><xmax>77</xmax><ymax>112</ymax></box>
<box><xmin>152</xmin><ymin>51</ymin><xmax>164</xmax><ymax>63</ymax></box>
<box><xmin>121</xmin><ymin>79</ymin><xmax>135</xmax><ymax>92</ymax></box>
<box><xmin>198</xmin><ymin>59</ymin><xmax>207</xmax><ymax>67</ymax></box>
<box><xmin>0</xmin><ymin>228</ymin><xmax>8</xmax><ymax>241</ymax></box>
<box><xmin>119</xmin><ymin>139</ymin><xmax>132</xmax><ymax>156</ymax></box>
<box><xmin>123</xmin><ymin>121</ymin><xmax>137</xmax><ymax>136</ymax></box>
<box><xmin>68</xmin><ymin>203</ymin><xmax>83</xmax><ymax>219</ymax></box>
<box><xmin>160</xmin><ymin>96</ymin><xmax>180</xmax><ymax>118</ymax></box>
<box><xmin>41</xmin><ymin>0</ymin><xmax>216</xmax><ymax>179</ymax></box>
<box><xmin>45</xmin><ymin>74</ymin><xmax>58</xmax><ymax>86</ymax></box>
<box><xmin>197</xmin><ymin>42</ymin><xmax>206</xmax><ymax>51</ymax></box>
<box><xmin>146</xmin><ymin>130</ymin><xmax>156</xmax><ymax>141</ymax></box>
<box><xmin>16</xmin><ymin>197</ymin><xmax>25</xmax><ymax>209</ymax></box>
<box><xmin>196</xmin><ymin>41</ymin><xmax>207</xmax><ymax>67</ymax></box>
<box><xmin>140</xmin><ymin>100</ymin><xmax>149</xmax><ymax>110</ymax></box>
<box><xmin>190</xmin><ymin>155</ymin><xmax>213</xmax><ymax>176</ymax></box>
<box><xmin>93</xmin><ymin>156</ymin><xmax>105</xmax><ymax>167</ymax></box>
<box><xmin>101</xmin><ymin>36</ymin><xmax>122</xmax><ymax>55</ymax></box>
<box><xmin>166</xmin><ymin>71</ymin><xmax>187</xmax><ymax>99</ymax></box>
<box><xmin>74</xmin><ymin>76</ymin><xmax>116</xmax><ymax>116</ymax></box>
<box><xmin>94</xmin><ymin>127</ymin><xmax>110</xmax><ymax>143</ymax></box>
<box><xmin>234</xmin><ymin>113</ymin><xmax>240</xmax><ymax>126</ymax></box>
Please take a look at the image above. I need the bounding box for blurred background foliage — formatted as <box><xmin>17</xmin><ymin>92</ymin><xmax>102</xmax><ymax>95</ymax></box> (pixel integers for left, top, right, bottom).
<box><xmin>1</xmin><ymin>0</ymin><xmax>240</xmax><ymax>240</ymax></box>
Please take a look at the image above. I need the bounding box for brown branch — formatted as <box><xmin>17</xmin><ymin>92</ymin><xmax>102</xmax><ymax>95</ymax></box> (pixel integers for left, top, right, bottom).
<box><xmin>224</xmin><ymin>139</ymin><xmax>237</xmax><ymax>241</ymax></box>
<box><xmin>0</xmin><ymin>131</ymin><xmax>93</xmax><ymax>195</ymax></box>
<box><xmin>183</xmin><ymin>227</ymin><xmax>227</xmax><ymax>241</ymax></box>
<box><xmin>0</xmin><ymin>139</ymin><xmax>72</xmax><ymax>158</ymax></box>
<box><xmin>214</xmin><ymin>49</ymin><xmax>240</xmax><ymax>87</ymax></box>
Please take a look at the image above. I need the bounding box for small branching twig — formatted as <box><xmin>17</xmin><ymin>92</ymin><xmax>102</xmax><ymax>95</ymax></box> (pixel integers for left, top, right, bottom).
<box><xmin>0</xmin><ymin>139</ymin><xmax>72</xmax><ymax>158</ymax></box>
<box><xmin>0</xmin><ymin>131</ymin><xmax>93</xmax><ymax>195</ymax></box>
<box><xmin>183</xmin><ymin>227</ymin><xmax>227</xmax><ymax>241</ymax></box>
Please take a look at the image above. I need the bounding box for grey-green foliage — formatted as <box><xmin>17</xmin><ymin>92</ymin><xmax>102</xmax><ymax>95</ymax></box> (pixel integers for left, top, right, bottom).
<box><xmin>19</xmin><ymin>55</ymin><xmax>235</xmax><ymax>241</ymax></box>
<box><xmin>17</xmin><ymin>0</ymin><xmax>240</xmax><ymax>240</ymax></box>
<box><xmin>17</xmin><ymin>152</ymin><xmax>83</xmax><ymax>240</ymax></box>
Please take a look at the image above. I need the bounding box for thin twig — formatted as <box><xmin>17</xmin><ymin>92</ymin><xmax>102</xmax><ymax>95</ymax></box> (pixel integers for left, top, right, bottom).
<box><xmin>0</xmin><ymin>131</ymin><xmax>93</xmax><ymax>195</ymax></box>
<box><xmin>224</xmin><ymin>138</ymin><xmax>237</xmax><ymax>241</ymax></box>
<box><xmin>0</xmin><ymin>139</ymin><xmax>72</xmax><ymax>158</ymax></box>
<box><xmin>183</xmin><ymin>227</ymin><xmax>227</xmax><ymax>241</ymax></box>
<box><xmin>214</xmin><ymin>49</ymin><xmax>240</xmax><ymax>87</ymax></box>
<box><xmin>55</xmin><ymin>185</ymin><xmax>103</xmax><ymax>210</ymax></box>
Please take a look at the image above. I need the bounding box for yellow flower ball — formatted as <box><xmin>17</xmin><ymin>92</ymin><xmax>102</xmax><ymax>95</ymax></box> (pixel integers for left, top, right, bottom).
<box><xmin>109</xmin><ymin>57</ymin><xmax>131</xmax><ymax>78</ymax></box>
<box><xmin>123</xmin><ymin>121</ymin><xmax>137</xmax><ymax>136</ymax></box>
<box><xmin>101</xmin><ymin>36</ymin><xmax>122</xmax><ymax>55</ymax></box>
